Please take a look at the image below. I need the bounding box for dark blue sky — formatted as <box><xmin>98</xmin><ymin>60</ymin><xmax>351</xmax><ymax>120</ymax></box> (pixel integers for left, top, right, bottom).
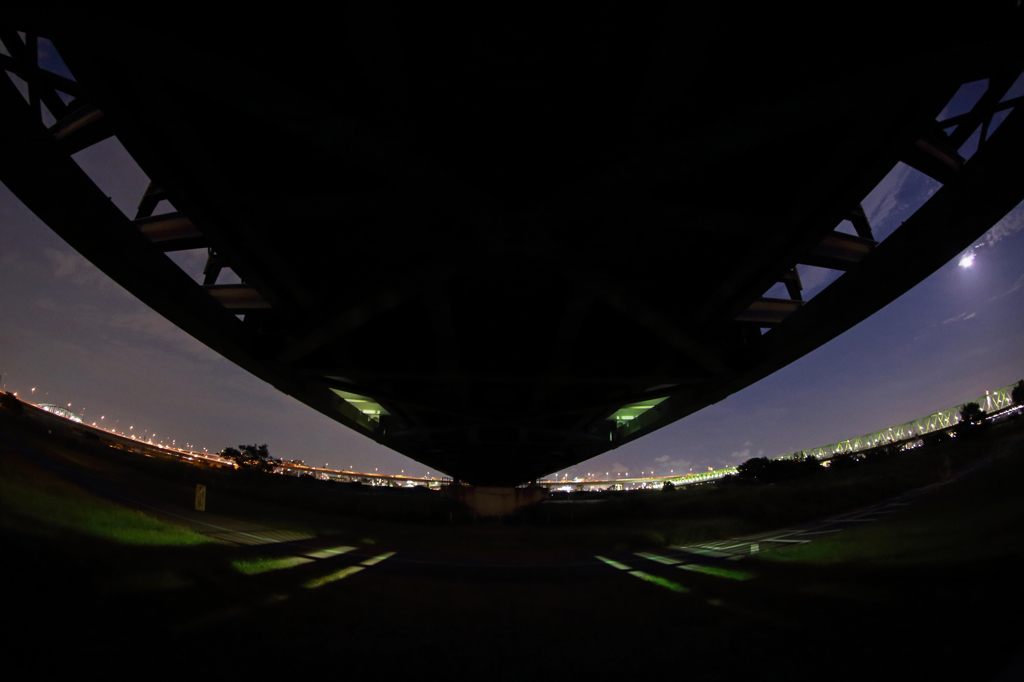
<box><xmin>1</xmin><ymin>42</ymin><xmax>1022</xmax><ymax>479</ymax></box>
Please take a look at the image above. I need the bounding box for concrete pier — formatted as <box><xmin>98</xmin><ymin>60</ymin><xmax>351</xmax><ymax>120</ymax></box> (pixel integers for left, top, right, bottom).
<box><xmin>440</xmin><ymin>485</ymin><xmax>547</xmax><ymax>517</ymax></box>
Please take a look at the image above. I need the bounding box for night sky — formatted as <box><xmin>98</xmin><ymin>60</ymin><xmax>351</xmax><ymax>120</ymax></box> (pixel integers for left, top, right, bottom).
<box><xmin>1</xmin><ymin>43</ymin><xmax>1023</xmax><ymax>480</ymax></box>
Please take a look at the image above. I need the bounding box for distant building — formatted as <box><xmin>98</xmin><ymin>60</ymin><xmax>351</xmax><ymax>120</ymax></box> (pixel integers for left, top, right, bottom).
<box><xmin>37</xmin><ymin>403</ymin><xmax>83</xmax><ymax>423</ymax></box>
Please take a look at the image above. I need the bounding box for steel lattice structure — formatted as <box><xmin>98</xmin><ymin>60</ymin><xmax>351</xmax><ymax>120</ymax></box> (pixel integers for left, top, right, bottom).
<box><xmin>2</xmin><ymin>7</ymin><xmax>1023</xmax><ymax>485</ymax></box>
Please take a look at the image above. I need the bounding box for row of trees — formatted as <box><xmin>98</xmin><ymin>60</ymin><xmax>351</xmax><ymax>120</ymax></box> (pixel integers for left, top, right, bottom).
<box><xmin>732</xmin><ymin>452</ymin><xmax>824</xmax><ymax>485</ymax></box>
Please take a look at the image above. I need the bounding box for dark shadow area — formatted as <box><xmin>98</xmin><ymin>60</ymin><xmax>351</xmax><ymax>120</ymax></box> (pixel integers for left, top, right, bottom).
<box><xmin>2</xmin><ymin>399</ymin><xmax>1024</xmax><ymax>678</ymax></box>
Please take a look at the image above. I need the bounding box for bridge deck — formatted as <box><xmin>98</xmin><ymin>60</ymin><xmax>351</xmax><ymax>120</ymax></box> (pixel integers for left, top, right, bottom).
<box><xmin>2</xmin><ymin>6</ymin><xmax>1023</xmax><ymax>484</ymax></box>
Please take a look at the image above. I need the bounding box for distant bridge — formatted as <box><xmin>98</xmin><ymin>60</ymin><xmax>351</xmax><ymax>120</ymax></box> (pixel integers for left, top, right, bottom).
<box><xmin>543</xmin><ymin>381</ymin><xmax>1022</xmax><ymax>491</ymax></box>
<box><xmin>796</xmin><ymin>382</ymin><xmax>1019</xmax><ymax>460</ymax></box>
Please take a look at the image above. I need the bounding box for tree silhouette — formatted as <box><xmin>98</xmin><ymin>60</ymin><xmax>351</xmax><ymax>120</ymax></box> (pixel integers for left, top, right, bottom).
<box><xmin>736</xmin><ymin>457</ymin><xmax>771</xmax><ymax>483</ymax></box>
<box><xmin>956</xmin><ymin>402</ymin><xmax>985</xmax><ymax>437</ymax></box>
<box><xmin>0</xmin><ymin>391</ymin><xmax>23</xmax><ymax>413</ymax></box>
<box><xmin>1012</xmin><ymin>381</ymin><xmax>1024</xmax><ymax>407</ymax></box>
<box><xmin>734</xmin><ymin>454</ymin><xmax>823</xmax><ymax>484</ymax></box>
<box><xmin>221</xmin><ymin>443</ymin><xmax>278</xmax><ymax>472</ymax></box>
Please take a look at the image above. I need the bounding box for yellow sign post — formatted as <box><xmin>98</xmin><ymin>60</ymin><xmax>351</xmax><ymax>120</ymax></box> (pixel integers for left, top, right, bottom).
<box><xmin>195</xmin><ymin>484</ymin><xmax>206</xmax><ymax>511</ymax></box>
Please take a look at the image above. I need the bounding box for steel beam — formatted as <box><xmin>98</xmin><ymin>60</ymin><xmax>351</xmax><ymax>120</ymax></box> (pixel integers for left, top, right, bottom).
<box><xmin>134</xmin><ymin>212</ymin><xmax>205</xmax><ymax>251</ymax></box>
<box><xmin>204</xmin><ymin>284</ymin><xmax>272</xmax><ymax>311</ymax></box>
<box><xmin>735</xmin><ymin>298</ymin><xmax>803</xmax><ymax>326</ymax></box>
<box><xmin>799</xmin><ymin>232</ymin><xmax>876</xmax><ymax>271</ymax></box>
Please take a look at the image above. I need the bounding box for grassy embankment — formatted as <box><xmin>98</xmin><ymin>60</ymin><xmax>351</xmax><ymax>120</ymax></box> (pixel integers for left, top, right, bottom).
<box><xmin>0</xmin><ymin>445</ymin><xmax>214</xmax><ymax>548</ymax></box>
<box><xmin>758</xmin><ymin>427</ymin><xmax>1024</xmax><ymax>565</ymax></box>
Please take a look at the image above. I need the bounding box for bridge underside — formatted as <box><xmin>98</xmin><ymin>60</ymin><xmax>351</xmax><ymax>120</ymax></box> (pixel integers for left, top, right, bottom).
<box><xmin>2</xmin><ymin>6</ymin><xmax>1023</xmax><ymax>485</ymax></box>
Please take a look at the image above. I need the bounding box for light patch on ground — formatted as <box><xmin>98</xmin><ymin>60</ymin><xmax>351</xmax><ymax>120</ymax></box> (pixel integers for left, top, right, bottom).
<box><xmin>302</xmin><ymin>565</ymin><xmax>364</xmax><ymax>589</ymax></box>
<box><xmin>232</xmin><ymin>556</ymin><xmax>314</xmax><ymax>575</ymax></box>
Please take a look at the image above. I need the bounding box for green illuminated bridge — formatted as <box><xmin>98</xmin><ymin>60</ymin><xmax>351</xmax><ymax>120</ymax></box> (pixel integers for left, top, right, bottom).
<box><xmin>2</xmin><ymin>7</ymin><xmax>1024</xmax><ymax>485</ymax></box>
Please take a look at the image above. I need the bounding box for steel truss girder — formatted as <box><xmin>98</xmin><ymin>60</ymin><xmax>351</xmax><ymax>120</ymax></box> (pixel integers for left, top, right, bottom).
<box><xmin>2</xmin><ymin>13</ymin><xmax>1023</xmax><ymax>485</ymax></box>
<box><xmin>616</xmin><ymin>102</ymin><xmax>1024</xmax><ymax>450</ymax></box>
<box><xmin>0</xmin><ymin>67</ymin><xmax>387</xmax><ymax>447</ymax></box>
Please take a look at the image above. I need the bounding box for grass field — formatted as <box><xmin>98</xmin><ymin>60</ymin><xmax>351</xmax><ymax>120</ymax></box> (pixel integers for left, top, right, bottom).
<box><xmin>0</xmin><ymin>445</ymin><xmax>216</xmax><ymax>548</ymax></box>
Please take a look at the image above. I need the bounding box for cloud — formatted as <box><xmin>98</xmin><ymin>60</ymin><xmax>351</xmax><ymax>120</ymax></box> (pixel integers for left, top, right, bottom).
<box><xmin>942</xmin><ymin>311</ymin><xmax>976</xmax><ymax>325</ymax></box>
<box><xmin>982</xmin><ymin>199</ymin><xmax>1024</xmax><ymax>247</ymax></box>
<box><xmin>45</xmin><ymin>247</ymin><xmax>81</xmax><ymax>279</ymax></box>
<box><xmin>31</xmin><ymin>293</ymin><xmax>220</xmax><ymax>364</ymax></box>
<box><xmin>862</xmin><ymin>162</ymin><xmax>941</xmax><ymax>242</ymax></box>
<box><xmin>730</xmin><ymin>448</ymin><xmax>751</xmax><ymax>460</ymax></box>
<box><xmin>991</xmin><ymin>272</ymin><xmax>1024</xmax><ymax>300</ymax></box>
<box><xmin>166</xmin><ymin>249</ymin><xmax>210</xmax><ymax>283</ymax></box>
<box><xmin>743</xmin><ymin>441</ymin><xmax>753</xmax><ymax>446</ymax></box>
<box><xmin>107</xmin><ymin>310</ymin><xmax>220</xmax><ymax>359</ymax></box>
<box><xmin>108</xmin><ymin>310</ymin><xmax>190</xmax><ymax>341</ymax></box>
<box><xmin>863</xmin><ymin>163</ymin><xmax>918</xmax><ymax>236</ymax></box>
<box><xmin>662</xmin><ymin>459</ymin><xmax>691</xmax><ymax>472</ymax></box>
<box><xmin>650</xmin><ymin>455</ymin><xmax>691</xmax><ymax>472</ymax></box>
<box><xmin>0</xmin><ymin>250</ymin><xmax>28</xmax><ymax>274</ymax></box>
<box><xmin>42</xmin><ymin>247</ymin><xmax>127</xmax><ymax>296</ymax></box>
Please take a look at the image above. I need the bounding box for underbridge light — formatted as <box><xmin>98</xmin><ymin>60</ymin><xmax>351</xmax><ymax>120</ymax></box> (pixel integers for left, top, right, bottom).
<box><xmin>609</xmin><ymin>397</ymin><xmax>669</xmax><ymax>424</ymax></box>
<box><xmin>329</xmin><ymin>388</ymin><xmax>390</xmax><ymax>418</ymax></box>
